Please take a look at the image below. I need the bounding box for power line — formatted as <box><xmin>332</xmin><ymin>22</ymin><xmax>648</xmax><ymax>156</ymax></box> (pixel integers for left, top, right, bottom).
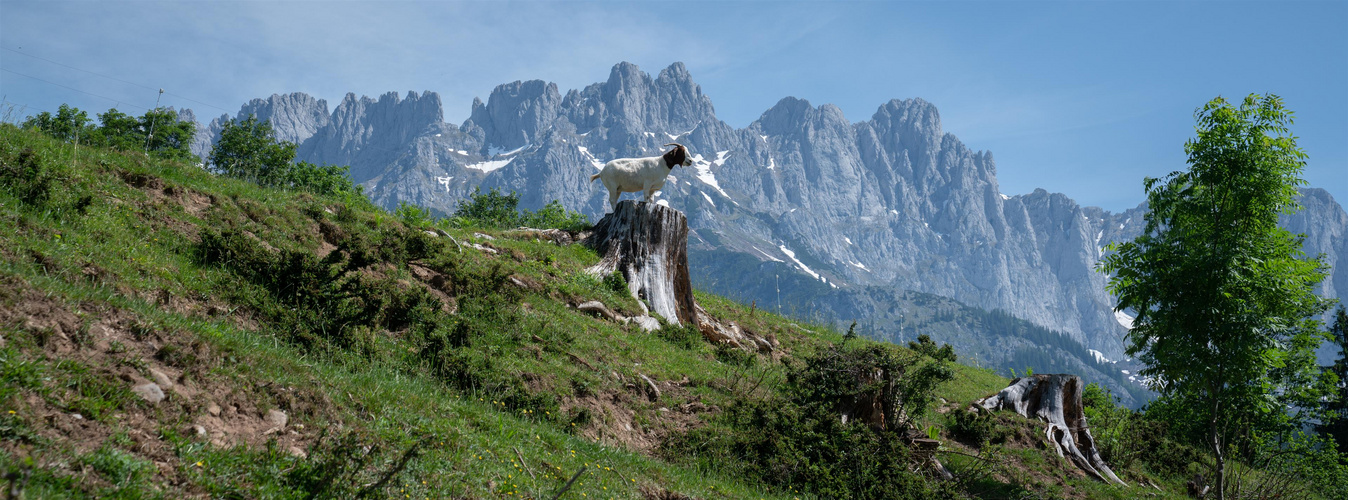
<box><xmin>2</xmin><ymin>46</ymin><xmax>234</xmax><ymax>113</ymax></box>
<box><xmin>0</xmin><ymin>67</ymin><xmax>150</xmax><ymax>110</ymax></box>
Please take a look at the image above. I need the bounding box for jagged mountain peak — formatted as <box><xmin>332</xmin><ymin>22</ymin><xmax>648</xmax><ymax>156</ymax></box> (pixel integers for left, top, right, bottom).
<box><xmin>188</xmin><ymin>62</ymin><xmax>1348</xmax><ymax>370</ymax></box>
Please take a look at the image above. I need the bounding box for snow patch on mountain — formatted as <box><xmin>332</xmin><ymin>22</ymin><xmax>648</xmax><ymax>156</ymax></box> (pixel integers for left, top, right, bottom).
<box><xmin>753</xmin><ymin>246</ymin><xmax>784</xmax><ymax>263</ymax></box>
<box><xmin>577</xmin><ymin>146</ymin><xmax>605</xmax><ymax>170</ymax></box>
<box><xmin>1114</xmin><ymin>310</ymin><xmax>1135</xmax><ymax>329</ymax></box>
<box><xmin>779</xmin><ymin>245</ymin><xmax>821</xmax><ymax>281</ymax></box>
<box><xmin>1087</xmin><ymin>349</ymin><xmax>1113</xmax><ymax>364</ymax></box>
<box><xmin>464</xmin><ymin>159</ymin><xmax>512</xmax><ymax>173</ymax></box>
<box><xmin>691</xmin><ymin>153</ymin><xmax>735</xmax><ymax>203</ymax></box>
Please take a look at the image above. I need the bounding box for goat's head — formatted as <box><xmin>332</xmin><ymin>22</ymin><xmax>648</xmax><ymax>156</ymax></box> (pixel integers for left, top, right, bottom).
<box><xmin>662</xmin><ymin>143</ymin><xmax>693</xmax><ymax>168</ymax></box>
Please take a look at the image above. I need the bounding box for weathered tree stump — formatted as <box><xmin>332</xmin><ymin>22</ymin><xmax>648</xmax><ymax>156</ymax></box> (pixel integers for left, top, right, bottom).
<box><xmin>977</xmin><ymin>374</ymin><xmax>1127</xmax><ymax>486</ymax></box>
<box><xmin>582</xmin><ymin>201</ymin><xmax>696</xmax><ymax>326</ymax></box>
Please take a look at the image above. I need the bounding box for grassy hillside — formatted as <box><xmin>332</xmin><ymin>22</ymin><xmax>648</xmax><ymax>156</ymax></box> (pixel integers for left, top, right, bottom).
<box><xmin>0</xmin><ymin>123</ymin><xmax>1329</xmax><ymax>499</ymax></box>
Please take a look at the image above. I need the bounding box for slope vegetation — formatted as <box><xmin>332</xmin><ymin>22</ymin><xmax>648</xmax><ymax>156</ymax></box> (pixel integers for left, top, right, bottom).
<box><xmin>2</xmin><ymin>124</ymin><xmax>1325</xmax><ymax>499</ymax></box>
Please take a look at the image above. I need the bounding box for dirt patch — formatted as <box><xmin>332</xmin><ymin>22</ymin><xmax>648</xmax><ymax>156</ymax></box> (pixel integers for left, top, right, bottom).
<box><xmin>641</xmin><ymin>485</ymin><xmax>696</xmax><ymax>500</ymax></box>
<box><xmin>0</xmin><ymin>280</ymin><xmax>330</xmax><ymax>493</ymax></box>
<box><xmin>561</xmin><ymin>375</ymin><xmax>712</xmax><ymax>455</ymax></box>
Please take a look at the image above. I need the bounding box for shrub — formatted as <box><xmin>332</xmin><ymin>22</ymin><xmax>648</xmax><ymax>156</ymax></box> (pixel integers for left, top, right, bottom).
<box><xmin>450</xmin><ymin>187</ymin><xmax>591</xmax><ymax>231</ymax></box>
<box><xmin>450</xmin><ymin>187</ymin><xmax>522</xmax><ymax>228</ymax></box>
<box><xmin>0</xmin><ymin>147</ymin><xmax>62</xmax><ymax>207</ymax></box>
<box><xmin>664</xmin><ymin>341</ymin><xmax>956</xmax><ymax>499</ymax></box>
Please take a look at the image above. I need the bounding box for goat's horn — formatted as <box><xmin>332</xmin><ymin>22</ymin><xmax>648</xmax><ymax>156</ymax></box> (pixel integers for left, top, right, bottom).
<box><xmin>663</xmin><ymin>143</ymin><xmax>684</xmax><ymax>149</ymax></box>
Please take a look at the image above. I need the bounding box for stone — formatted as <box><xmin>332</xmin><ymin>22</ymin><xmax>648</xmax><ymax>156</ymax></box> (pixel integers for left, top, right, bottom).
<box><xmin>206</xmin><ymin>403</ymin><xmax>221</xmax><ymax>416</ymax></box>
<box><xmin>132</xmin><ymin>383</ymin><xmax>165</xmax><ymax>404</ymax></box>
<box><xmin>265</xmin><ymin>409</ymin><xmax>288</xmax><ymax>429</ymax></box>
<box><xmin>149</xmin><ymin>369</ymin><xmax>173</xmax><ymax>389</ymax></box>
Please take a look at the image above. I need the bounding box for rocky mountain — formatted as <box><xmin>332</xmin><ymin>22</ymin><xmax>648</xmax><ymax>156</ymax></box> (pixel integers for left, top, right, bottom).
<box><xmin>184</xmin><ymin>61</ymin><xmax>1348</xmax><ymax>374</ymax></box>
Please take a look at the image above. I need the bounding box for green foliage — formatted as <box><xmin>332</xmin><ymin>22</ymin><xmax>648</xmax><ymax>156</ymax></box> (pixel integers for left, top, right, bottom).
<box><xmin>210</xmin><ymin>116</ymin><xmax>300</xmax><ymax>187</ymax></box>
<box><xmin>1321</xmin><ymin>307</ymin><xmax>1348</xmax><ymax>453</ymax></box>
<box><xmin>81</xmin><ymin>444</ymin><xmax>156</xmax><ymax>488</ymax></box>
<box><xmin>206</xmin><ymin>115</ymin><xmax>361</xmax><ymax>196</ymax></box>
<box><xmin>22</xmin><ymin>104</ymin><xmax>92</xmax><ymax>142</ymax></box>
<box><xmin>907</xmin><ymin>334</ymin><xmax>956</xmax><ymax>362</ymax></box>
<box><xmin>288</xmin><ymin>161</ymin><xmax>362</xmax><ymax>196</ymax></box>
<box><xmin>947</xmin><ymin>408</ymin><xmax>1005</xmax><ymax>447</ymax></box>
<box><xmin>0</xmin><ymin>147</ymin><xmax>64</xmax><ymax>207</ymax></box>
<box><xmin>195</xmin><ymin>225</ymin><xmax>446</xmax><ymax>352</ymax></box>
<box><xmin>395</xmin><ymin>201</ymin><xmax>434</xmax><ymax>229</ymax></box>
<box><xmin>24</xmin><ymin>104</ymin><xmax>197</xmax><ymax>161</ymax></box>
<box><xmin>450</xmin><ymin>187</ymin><xmax>591</xmax><ymax>231</ymax></box>
<box><xmin>94</xmin><ymin>107</ymin><xmax>198</xmax><ymax>161</ymax></box>
<box><xmin>524</xmin><ymin>200</ymin><xmax>592</xmax><ymax>232</ymax></box>
<box><xmin>656</xmin><ymin>322</ymin><xmax>703</xmax><ymax>350</ymax></box>
<box><xmin>665</xmin><ymin>341</ymin><xmax>957</xmax><ymax>499</ymax></box>
<box><xmin>282</xmin><ymin>431</ymin><xmax>426</xmax><ymax>499</ymax></box>
<box><xmin>1100</xmin><ymin>94</ymin><xmax>1333</xmax><ymax>495</ymax></box>
<box><xmin>601</xmin><ymin>269</ymin><xmax>627</xmax><ymax>295</ymax></box>
<box><xmin>451</xmin><ymin>187</ymin><xmax>522</xmax><ymax>228</ymax></box>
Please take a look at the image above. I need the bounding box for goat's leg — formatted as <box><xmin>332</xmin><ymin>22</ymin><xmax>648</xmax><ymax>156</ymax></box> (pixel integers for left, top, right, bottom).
<box><xmin>608</xmin><ymin>189</ymin><xmax>620</xmax><ymax>211</ymax></box>
<box><xmin>643</xmin><ymin>185</ymin><xmax>657</xmax><ymax>204</ymax></box>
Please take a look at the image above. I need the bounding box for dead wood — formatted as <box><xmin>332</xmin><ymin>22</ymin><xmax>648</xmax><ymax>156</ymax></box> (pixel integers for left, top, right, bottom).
<box><xmin>977</xmin><ymin>374</ymin><xmax>1127</xmax><ymax>486</ymax></box>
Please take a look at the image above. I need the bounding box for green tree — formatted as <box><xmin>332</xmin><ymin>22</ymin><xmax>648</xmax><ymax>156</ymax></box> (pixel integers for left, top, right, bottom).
<box><xmin>1100</xmin><ymin>94</ymin><xmax>1333</xmax><ymax>498</ymax></box>
<box><xmin>94</xmin><ymin>108</ymin><xmax>197</xmax><ymax>161</ymax></box>
<box><xmin>23</xmin><ymin>104</ymin><xmax>94</xmax><ymax>142</ymax></box>
<box><xmin>209</xmin><ymin>116</ymin><xmax>297</xmax><ymax>186</ymax></box>
<box><xmin>139</xmin><ymin>108</ymin><xmax>197</xmax><ymax>161</ymax></box>
<box><xmin>1320</xmin><ymin>307</ymin><xmax>1348</xmax><ymax>452</ymax></box>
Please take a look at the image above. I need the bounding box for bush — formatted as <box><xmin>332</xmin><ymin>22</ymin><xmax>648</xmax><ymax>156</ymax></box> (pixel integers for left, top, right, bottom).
<box><xmin>948</xmin><ymin>408</ymin><xmax>1005</xmax><ymax>447</ymax></box>
<box><xmin>450</xmin><ymin>187</ymin><xmax>591</xmax><ymax>231</ymax></box>
<box><xmin>522</xmin><ymin>200</ymin><xmax>591</xmax><ymax>232</ymax></box>
<box><xmin>288</xmin><ymin>161</ymin><xmax>362</xmax><ymax>196</ymax></box>
<box><xmin>664</xmin><ymin>341</ymin><xmax>957</xmax><ymax>499</ymax></box>
<box><xmin>450</xmin><ymin>187</ymin><xmax>522</xmax><ymax>228</ymax></box>
<box><xmin>0</xmin><ymin>147</ymin><xmax>62</xmax><ymax>207</ymax></box>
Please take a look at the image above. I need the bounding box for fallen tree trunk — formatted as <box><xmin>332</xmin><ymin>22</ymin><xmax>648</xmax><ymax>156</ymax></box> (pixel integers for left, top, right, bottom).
<box><xmin>582</xmin><ymin>201</ymin><xmax>696</xmax><ymax>326</ymax></box>
<box><xmin>977</xmin><ymin>374</ymin><xmax>1127</xmax><ymax>487</ymax></box>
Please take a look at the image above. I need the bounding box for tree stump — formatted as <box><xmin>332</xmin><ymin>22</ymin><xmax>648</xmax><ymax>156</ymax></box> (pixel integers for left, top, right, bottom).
<box><xmin>977</xmin><ymin>374</ymin><xmax>1127</xmax><ymax>486</ymax></box>
<box><xmin>582</xmin><ymin>201</ymin><xmax>696</xmax><ymax>326</ymax></box>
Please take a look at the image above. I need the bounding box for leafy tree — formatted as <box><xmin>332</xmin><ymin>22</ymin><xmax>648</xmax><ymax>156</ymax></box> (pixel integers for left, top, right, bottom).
<box><xmin>94</xmin><ymin>108</ymin><xmax>142</xmax><ymax>152</ymax></box>
<box><xmin>94</xmin><ymin>108</ymin><xmax>197</xmax><ymax>161</ymax></box>
<box><xmin>138</xmin><ymin>108</ymin><xmax>197</xmax><ymax>161</ymax></box>
<box><xmin>23</xmin><ymin>104</ymin><xmax>93</xmax><ymax>142</ymax></box>
<box><xmin>450</xmin><ymin>187</ymin><xmax>591</xmax><ymax>231</ymax></box>
<box><xmin>1320</xmin><ymin>307</ymin><xmax>1348</xmax><ymax>452</ymax></box>
<box><xmin>288</xmin><ymin>161</ymin><xmax>361</xmax><ymax>196</ymax></box>
<box><xmin>209</xmin><ymin>116</ymin><xmax>297</xmax><ymax>187</ymax></box>
<box><xmin>1100</xmin><ymin>94</ymin><xmax>1332</xmax><ymax>498</ymax></box>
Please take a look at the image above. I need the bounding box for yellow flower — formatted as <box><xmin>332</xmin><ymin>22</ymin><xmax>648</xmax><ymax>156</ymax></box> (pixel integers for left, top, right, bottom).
<box><xmin>194</xmin><ymin>461</ymin><xmax>203</xmax><ymax>467</ymax></box>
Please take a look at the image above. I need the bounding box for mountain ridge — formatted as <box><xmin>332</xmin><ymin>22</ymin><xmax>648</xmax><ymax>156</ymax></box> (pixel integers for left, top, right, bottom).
<box><xmin>182</xmin><ymin>61</ymin><xmax>1348</xmax><ymax>367</ymax></box>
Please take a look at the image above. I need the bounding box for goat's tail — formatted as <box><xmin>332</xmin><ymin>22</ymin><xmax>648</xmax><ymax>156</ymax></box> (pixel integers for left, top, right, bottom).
<box><xmin>589</xmin><ymin>173</ymin><xmax>600</xmax><ymax>183</ymax></box>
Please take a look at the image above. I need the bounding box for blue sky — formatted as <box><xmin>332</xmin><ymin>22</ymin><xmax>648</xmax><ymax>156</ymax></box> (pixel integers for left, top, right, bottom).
<box><xmin>2</xmin><ymin>0</ymin><xmax>1344</xmax><ymax>212</ymax></box>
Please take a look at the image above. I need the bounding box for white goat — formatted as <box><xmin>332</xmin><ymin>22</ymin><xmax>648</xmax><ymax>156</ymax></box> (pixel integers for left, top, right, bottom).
<box><xmin>590</xmin><ymin>143</ymin><xmax>692</xmax><ymax>210</ymax></box>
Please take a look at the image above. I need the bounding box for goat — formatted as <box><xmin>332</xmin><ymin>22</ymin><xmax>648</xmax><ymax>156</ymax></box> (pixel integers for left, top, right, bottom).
<box><xmin>589</xmin><ymin>143</ymin><xmax>692</xmax><ymax>210</ymax></box>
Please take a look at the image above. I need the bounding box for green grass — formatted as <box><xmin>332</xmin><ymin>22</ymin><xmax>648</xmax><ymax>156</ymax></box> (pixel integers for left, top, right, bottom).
<box><xmin>4</xmin><ymin>123</ymin><xmax>1328</xmax><ymax>499</ymax></box>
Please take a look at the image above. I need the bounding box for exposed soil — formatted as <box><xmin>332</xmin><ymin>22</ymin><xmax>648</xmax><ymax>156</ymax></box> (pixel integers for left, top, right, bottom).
<box><xmin>561</xmin><ymin>374</ymin><xmax>713</xmax><ymax>455</ymax></box>
<box><xmin>0</xmin><ymin>277</ymin><xmax>332</xmax><ymax>494</ymax></box>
